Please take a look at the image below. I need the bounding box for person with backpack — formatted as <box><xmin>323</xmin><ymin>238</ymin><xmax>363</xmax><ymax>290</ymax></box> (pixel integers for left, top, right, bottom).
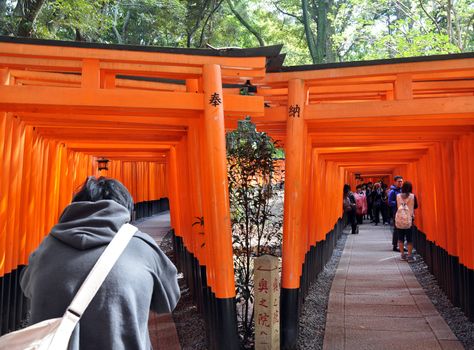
<box><xmin>395</xmin><ymin>181</ymin><xmax>419</xmax><ymax>262</ymax></box>
<box><xmin>388</xmin><ymin>175</ymin><xmax>404</xmax><ymax>251</ymax></box>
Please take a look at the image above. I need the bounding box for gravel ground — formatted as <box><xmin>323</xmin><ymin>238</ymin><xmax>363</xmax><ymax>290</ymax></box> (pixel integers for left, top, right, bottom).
<box><xmin>297</xmin><ymin>229</ymin><xmax>350</xmax><ymax>350</ymax></box>
<box><xmin>158</xmin><ymin>231</ymin><xmax>208</xmax><ymax>350</ymax></box>
<box><xmin>409</xmin><ymin>253</ymin><xmax>474</xmax><ymax>350</ymax></box>
<box><xmin>171</xmin><ymin>278</ymin><xmax>208</xmax><ymax>350</ymax></box>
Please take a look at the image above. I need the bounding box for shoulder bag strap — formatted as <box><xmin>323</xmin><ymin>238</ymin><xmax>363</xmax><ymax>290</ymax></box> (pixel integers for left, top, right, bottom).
<box><xmin>48</xmin><ymin>223</ymin><xmax>138</xmax><ymax>348</ymax></box>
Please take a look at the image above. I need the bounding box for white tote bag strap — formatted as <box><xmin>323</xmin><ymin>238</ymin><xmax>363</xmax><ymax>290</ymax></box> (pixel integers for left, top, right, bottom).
<box><xmin>48</xmin><ymin>223</ymin><xmax>138</xmax><ymax>348</ymax></box>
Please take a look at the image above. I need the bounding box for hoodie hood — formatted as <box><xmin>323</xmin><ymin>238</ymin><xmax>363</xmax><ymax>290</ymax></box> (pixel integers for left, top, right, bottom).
<box><xmin>390</xmin><ymin>184</ymin><xmax>400</xmax><ymax>191</ymax></box>
<box><xmin>50</xmin><ymin>200</ymin><xmax>130</xmax><ymax>250</ymax></box>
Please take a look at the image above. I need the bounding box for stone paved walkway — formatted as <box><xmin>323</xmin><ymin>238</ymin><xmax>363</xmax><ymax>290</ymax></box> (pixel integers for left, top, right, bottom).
<box><xmin>323</xmin><ymin>223</ymin><xmax>463</xmax><ymax>350</ymax></box>
<box><xmin>135</xmin><ymin>211</ymin><xmax>172</xmax><ymax>244</ymax></box>
<box><xmin>134</xmin><ymin>212</ymin><xmax>181</xmax><ymax>350</ymax></box>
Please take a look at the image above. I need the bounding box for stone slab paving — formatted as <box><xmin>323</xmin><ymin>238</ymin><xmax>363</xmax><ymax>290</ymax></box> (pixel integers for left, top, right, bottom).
<box><xmin>323</xmin><ymin>223</ymin><xmax>463</xmax><ymax>350</ymax></box>
<box><xmin>134</xmin><ymin>212</ymin><xmax>181</xmax><ymax>350</ymax></box>
<box><xmin>135</xmin><ymin>211</ymin><xmax>172</xmax><ymax>244</ymax></box>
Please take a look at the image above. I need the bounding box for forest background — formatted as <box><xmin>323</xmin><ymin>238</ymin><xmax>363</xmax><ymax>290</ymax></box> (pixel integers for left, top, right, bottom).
<box><xmin>1</xmin><ymin>0</ymin><xmax>473</xmax><ymax>65</ymax></box>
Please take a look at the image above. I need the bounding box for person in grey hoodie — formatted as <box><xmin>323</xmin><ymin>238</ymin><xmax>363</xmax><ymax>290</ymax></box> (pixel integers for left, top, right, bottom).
<box><xmin>20</xmin><ymin>176</ymin><xmax>180</xmax><ymax>350</ymax></box>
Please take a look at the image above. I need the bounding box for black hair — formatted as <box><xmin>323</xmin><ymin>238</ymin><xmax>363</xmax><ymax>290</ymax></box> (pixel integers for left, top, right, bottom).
<box><xmin>356</xmin><ymin>184</ymin><xmax>362</xmax><ymax>190</ymax></box>
<box><xmin>72</xmin><ymin>176</ymin><xmax>134</xmax><ymax>216</ymax></box>
<box><xmin>401</xmin><ymin>181</ymin><xmax>413</xmax><ymax>196</ymax></box>
<box><xmin>394</xmin><ymin>175</ymin><xmax>403</xmax><ymax>181</ymax></box>
<box><xmin>343</xmin><ymin>184</ymin><xmax>351</xmax><ymax>196</ymax></box>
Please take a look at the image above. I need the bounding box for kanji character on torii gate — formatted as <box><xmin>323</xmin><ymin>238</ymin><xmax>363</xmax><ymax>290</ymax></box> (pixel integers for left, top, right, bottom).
<box><xmin>0</xmin><ymin>36</ymin><xmax>473</xmax><ymax>349</ymax></box>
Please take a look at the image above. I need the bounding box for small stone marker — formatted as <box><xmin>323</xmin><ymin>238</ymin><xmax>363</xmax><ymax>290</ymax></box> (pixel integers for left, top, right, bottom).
<box><xmin>254</xmin><ymin>255</ymin><xmax>280</xmax><ymax>350</ymax></box>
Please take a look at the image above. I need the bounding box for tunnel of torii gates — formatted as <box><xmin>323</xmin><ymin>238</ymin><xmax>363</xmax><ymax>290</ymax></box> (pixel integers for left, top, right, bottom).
<box><xmin>0</xmin><ymin>36</ymin><xmax>473</xmax><ymax>349</ymax></box>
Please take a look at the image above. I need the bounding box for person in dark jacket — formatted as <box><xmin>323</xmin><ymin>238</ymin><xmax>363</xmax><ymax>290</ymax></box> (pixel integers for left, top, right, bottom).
<box><xmin>371</xmin><ymin>182</ymin><xmax>384</xmax><ymax>225</ymax></box>
<box><xmin>381</xmin><ymin>186</ymin><xmax>389</xmax><ymax>225</ymax></box>
<box><xmin>343</xmin><ymin>184</ymin><xmax>358</xmax><ymax>234</ymax></box>
<box><xmin>388</xmin><ymin>175</ymin><xmax>404</xmax><ymax>251</ymax></box>
<box><xmin>366</xmin><ymin>182</ymin><xmax>374</xmax><ymax>222</ymax></box>
<box><xmin>20</xmin><ymin>177</ymin><xmax>180</xmax><ymax>350</ymax></box>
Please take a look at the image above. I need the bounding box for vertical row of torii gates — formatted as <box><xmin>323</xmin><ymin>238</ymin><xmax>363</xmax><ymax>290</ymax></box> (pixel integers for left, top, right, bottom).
<box><xmin>0</xmin><ymin>36</ymin><xmax>473</xmax><ymax>349</ymax></box>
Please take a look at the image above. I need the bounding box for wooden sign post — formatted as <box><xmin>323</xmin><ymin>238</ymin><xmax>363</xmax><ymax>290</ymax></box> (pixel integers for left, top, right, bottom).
<box><xmin>254</xmin><ymin>255</ymin><xmax>280</xmax><ymax>349</ymax></box>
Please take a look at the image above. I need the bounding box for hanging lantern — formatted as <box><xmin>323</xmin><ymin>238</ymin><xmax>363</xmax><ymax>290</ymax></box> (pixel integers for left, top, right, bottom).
<box><xmin>239</xmin><ymin>80</ymin><xmax>257</xmax><ymax>95</ymax></box>
<box><xmin>97</xmin><ymin>158</ymin><xmax>109</xmax><ymax>171</ymax></box>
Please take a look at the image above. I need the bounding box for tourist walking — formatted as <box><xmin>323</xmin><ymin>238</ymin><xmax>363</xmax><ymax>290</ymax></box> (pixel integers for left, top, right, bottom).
<box><xmin>354</xmin><ymin>185</ymin><xmax>367</xmax><ymax>225</ymax></box>
<box><xmin>366</xmin><ymin>182</ymin><xmax>374</xmax><ymax>222</ymax></box>
<box><xmin>381</xmin><ymin>185</ymin><xmax>390</xmax><ymax>225</ymax></box>
<box><xmin>20</xmin><ymin>177</ymin><xmax>180</xmax><ymax>350</ymax></box>
<box><xmin>343</xmin><ymin>184</ymin><xmax>358</xmax><ymax>234</ymax></box>
<box><xmin>372</xmin><ymin>182</ymin><xmax>384</xmax><ymax>225</ymax></box>
<box><xmin>395</xmin><ymin>181</ymin><xmax>419</xmax><ymax>262</ymax></box>
<box><xmin>388</xmin><ymin>175</ymin><xmax>404</xmax><ymax>251</ymax></box>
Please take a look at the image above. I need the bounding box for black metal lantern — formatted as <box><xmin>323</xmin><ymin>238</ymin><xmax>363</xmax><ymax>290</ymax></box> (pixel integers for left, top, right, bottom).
<box><xmin>97</xmin><ymin>158</ymin><xmax>109</xmax><ymax>171</ymax></box>
<box><xmin>239</xmin><ymin>80</ymin><xmax>257</xmax><ymax>95</ymax></box>
<box><xmin>355</xmin><ymin>173</ymin><xmax>361</xmax><ymax>180</ymax></box>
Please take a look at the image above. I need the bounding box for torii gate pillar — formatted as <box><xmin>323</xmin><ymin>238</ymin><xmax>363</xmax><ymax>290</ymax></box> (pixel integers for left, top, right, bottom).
<box><xmin>202</xmin><ymin>64</ymin><xmax>239</xmax><ymax>349</ymax></box>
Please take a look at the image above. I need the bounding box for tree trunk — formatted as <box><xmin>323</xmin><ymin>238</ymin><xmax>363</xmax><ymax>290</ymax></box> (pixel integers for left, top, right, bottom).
<box><xmin>315</xmin><ymin>0</ymin><xmax>334</xmax><ymax>63</ymax></box>
<box><xmin>121</xmin><ymin>10</ymin><xmax>131</xmax><ymax>44</ymax></box>
<box><xmin>386</xmin><ymin>7</ymin><xmax>396</xmax><ymax>57</ymax></box>
<box><xmin>75</xmin><ymin>28</ymin><xmax>85</xmax><ymax>42</ymax></box>
<box><xmin>112</xmin><ymin>5</ymin><xmax>123</xmax><ymax>44</ymax></box>
<box><xmin>0</xmin><ymin>1</ymin><xmax>6</xmax><ymax>15</ymax></box>
<box><xmin>14</xmin><ymin>0</ymin><xmax>46</xmax><ymax>37</ymax></box>
<box><xmin>447</xmin><ymin>0</ymin><xmax>453</xmax><ymax>44</ymax></box>
<box><xmin>453</xmin><ymin>7</ymin><xmax>463</xmax><ymax>50</ymax></box>
<box><xmin>0</xmin><ymin>0</ymin><xmax>7</xmax><ymax>34</ymax></box>
<box><xmin>186</xmin><ymin>0</ymin><xmax>211</xmax><ymax>47</ymax></box>
<box><xmin>198</xmin><ymin>0</ymin><xmax>224</xmax><ymax>47</ymax></box>
<box><xmin>227</xmin><ymin>0</ymin><xmax>264</xmax><ymax>47</ymax></box>
<box><xmin>302</xmin><ymin>0</ymin><xmax>318</xmax><ymax>63</ymax></box>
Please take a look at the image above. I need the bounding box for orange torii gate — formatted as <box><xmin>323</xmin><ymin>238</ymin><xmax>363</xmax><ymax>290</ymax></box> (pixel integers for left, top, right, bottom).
<box><xmin>256</xmin><ymin>55</ymin><xmax>474</xmax><ymax>348</ymax></box>
<box><xmin>1</xmin><ymin>36</ymin><xmax>474</xmax><ymax>349</ymax></box>
<box><xmin>0</xmin><ymin>36</ymin><xmax>283</xmax><ymax>348</ymax></box>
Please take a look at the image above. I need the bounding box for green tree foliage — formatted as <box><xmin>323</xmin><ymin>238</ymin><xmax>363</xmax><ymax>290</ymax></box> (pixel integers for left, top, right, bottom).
<box><xmin>0</xmin><ymin>0</ymin><xmax>472</xmax><ymax>64</ymax></box>
<box><xmin>34</xmin><ymin>0</ymin><xmax>113</xmax><ymax>41</ymax></box>
<box><xmin>331</xmin><ymin>0</ymin><xmax>470</xmax><ymax>61</ymax></box>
